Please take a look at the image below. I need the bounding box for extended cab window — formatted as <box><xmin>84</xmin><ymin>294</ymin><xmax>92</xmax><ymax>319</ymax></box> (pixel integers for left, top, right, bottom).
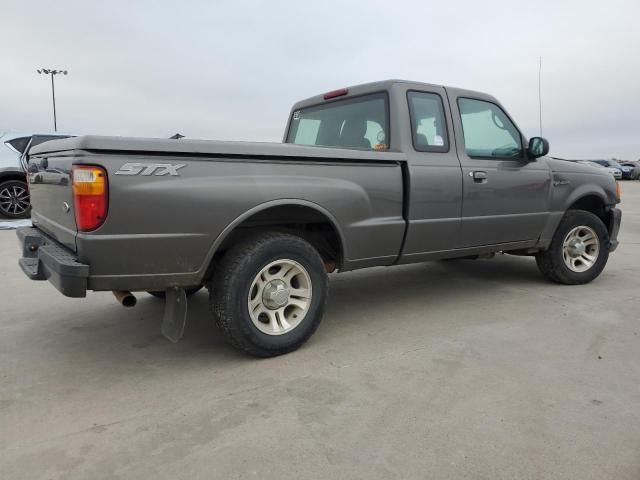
<box><xmin>408</xmin><ymin>91</ymin><xmax>448</xmax><ymax>152</ymax></box>
<box><xmin>458</xmin><ymin>98</ymin><xmax>522</xmax><ymax>159</ymax></box>
<box><xmin>287</xmin><ymin>93</ymin><xmax>389</xmax><ymax>150</ymax></box>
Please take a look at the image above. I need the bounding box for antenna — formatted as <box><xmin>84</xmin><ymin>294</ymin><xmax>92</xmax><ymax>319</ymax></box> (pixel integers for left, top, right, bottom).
<box><xmin>538</xmin><ymin>56</ymin><xmax>543</xmax><ymax>137</ymax></box>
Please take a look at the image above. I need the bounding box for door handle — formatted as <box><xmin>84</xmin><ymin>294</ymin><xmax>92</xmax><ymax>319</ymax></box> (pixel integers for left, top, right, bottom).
<box><xmin>470</xmin><ymin>170</ymin><xmax>488</xmax><ymax>183</ymax></box>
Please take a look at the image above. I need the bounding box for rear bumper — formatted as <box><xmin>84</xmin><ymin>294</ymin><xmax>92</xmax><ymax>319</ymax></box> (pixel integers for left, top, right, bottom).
<box><xmin>608</xmin><ymin>207</ymin><xmax>621</xmax><ymax>252</ymax></box>
<box><xmin>17</xmin><ymin>226</ymin><xmax>88</xmax><ymax>297</ymax></box>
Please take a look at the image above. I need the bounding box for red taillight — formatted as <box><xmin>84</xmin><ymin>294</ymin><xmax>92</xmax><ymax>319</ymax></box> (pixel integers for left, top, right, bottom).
<box><xmin>323</xmin><ymin>88</ymin><xmax>348</xmax><ymax>100</ymax></box>
<box><xmin>72</xmin><ymin>165</ymin><xmax>108</xmax><ymax>231</ymax></box>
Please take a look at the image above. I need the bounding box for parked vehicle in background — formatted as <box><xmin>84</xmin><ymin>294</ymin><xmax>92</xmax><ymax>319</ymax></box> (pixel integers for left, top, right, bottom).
<box><xmin>591</xmin><ymin>159</ymin><xmax>631</xmax><ymax>179</ymax></box>
<box><xmin>17</xmin><ymin>80</ymin><xmax>622</xmax><ymax>357</ymax></box>
<box><xmin>576</xmin><ymin>160</ymin><xmax>622</xmax><ymax>180</ymax></box>
<box><xmin>619</xmin><ymin>162</ymin><xmax>640</xmax><ymax>180</ymax></box>
<box><xmin>0</xmin><ymin>133</ymin><xmax>72</xmax><ymax>218</ymax></box>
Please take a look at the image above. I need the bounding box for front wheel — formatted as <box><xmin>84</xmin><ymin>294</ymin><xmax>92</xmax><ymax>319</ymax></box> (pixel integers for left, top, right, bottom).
<box><xmin>210</xmin><ymin>232</ymin><xmax>328</xmax><ymax>357</ymax></box>
<box><xmin>0</xmin><ymin>179</ymin><xmax>31</xmax><ymax>219</ymax></box>
<box><xmin>535</xmin><ymin>210</ymin><xmax>610</xmax><ymax>285</ymax></box>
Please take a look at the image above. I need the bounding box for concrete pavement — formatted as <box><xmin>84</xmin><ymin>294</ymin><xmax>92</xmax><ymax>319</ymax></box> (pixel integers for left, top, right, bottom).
<box><xmin>1</xmin><ymin>183</ymin><xmax>639</xmax><ymax>479</ymax></box>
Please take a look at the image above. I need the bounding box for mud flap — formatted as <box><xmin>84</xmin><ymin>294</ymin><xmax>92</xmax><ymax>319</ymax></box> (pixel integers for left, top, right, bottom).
<box><xmin>161</xmin><ymin>287</ymin><xmax>188</xmax><ymax>343</ymax></box>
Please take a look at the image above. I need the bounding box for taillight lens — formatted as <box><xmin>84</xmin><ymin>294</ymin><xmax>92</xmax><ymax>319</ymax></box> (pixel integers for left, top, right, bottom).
<box><xmin>72</xmin><ymin>165</ymin><xmax>108</xmax><ymax>231</ymax></box>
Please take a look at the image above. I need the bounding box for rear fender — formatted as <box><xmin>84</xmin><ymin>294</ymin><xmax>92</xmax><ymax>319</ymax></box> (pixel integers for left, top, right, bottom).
<box><xmin>195</xmin><ymin>199</ymin><xmax>346</xmax><ymax>281</ymax></box>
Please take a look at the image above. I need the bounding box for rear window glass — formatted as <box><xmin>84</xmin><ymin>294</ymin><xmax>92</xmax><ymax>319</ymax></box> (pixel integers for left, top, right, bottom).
<box><xmin>407</xmin><ymin>91</ymin><xmax>448</xmax><ymax>152</ymax></box>
<box><xmin>5</xmin><ymin>137</ymin><xmax>31</xmax><ymax>154</ymax></box>
<box><xmin>286</xmin><ymin>93</ymin><xmax>389</xmax><ymax>151</ymax></box>
<box><xmin>29</xmin><ymin>135</ymin><xmax>71</xmax><ymax>149</ymax></box>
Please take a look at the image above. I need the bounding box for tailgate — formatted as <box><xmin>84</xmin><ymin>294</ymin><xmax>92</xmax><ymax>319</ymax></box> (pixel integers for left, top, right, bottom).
<box><xmin>27</xmin><ymin>155</ymin><xmax>77</xmax><ymax>252</ymax></box>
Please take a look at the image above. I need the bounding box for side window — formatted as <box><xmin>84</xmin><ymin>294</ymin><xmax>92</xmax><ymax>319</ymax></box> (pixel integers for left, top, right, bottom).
<box><xmin>407</xmin><ymin>91</ymin><xmax>448</xmax><ymax>152</ymax></box>
<box><xmin>364</xmin><ymin>120</ymin><xmax>385</xmax><ymax>148</ymax></box>
<box><xmin>457</xmin><ymin>98</ymin><xmax>522</xmax><ymax>159</ymax></box>
<box><xmin>293</xmin><ymin>119</ymin><xmax>321</xmax><ymax>145</ymax></box>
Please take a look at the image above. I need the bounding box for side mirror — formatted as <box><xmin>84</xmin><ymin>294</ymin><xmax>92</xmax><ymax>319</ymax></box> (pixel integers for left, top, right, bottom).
<box><xmin>527</xmin><ymin>137</ymin><xmax>549</xmax><ymax>159</ymax></box>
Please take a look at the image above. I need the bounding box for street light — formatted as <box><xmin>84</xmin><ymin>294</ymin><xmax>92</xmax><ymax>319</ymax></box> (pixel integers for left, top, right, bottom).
<box><xmin>37</xmin><ymin>68</ymin><xmax>68</xmax><ymax>132</ymax></box>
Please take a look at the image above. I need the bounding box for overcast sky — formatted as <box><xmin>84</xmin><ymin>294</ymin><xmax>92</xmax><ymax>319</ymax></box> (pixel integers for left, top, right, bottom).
<box><xmin>1</xmin><ymin>0</ymin><xmax>639</xmax><ymax>159</ymax></box>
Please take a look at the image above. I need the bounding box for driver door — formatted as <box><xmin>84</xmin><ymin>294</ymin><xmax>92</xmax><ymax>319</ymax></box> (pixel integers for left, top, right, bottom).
<box><xmin>449</xmin><ymin>94</ymin><xmax>551</xmax><ymax>247</ymax></box>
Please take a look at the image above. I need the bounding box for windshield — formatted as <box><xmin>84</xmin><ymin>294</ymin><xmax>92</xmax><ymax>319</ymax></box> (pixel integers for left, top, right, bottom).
<box><xmin>286</xmin><ymin>93</ymin><xmax>389</xmax><ymax>151</ymax></box>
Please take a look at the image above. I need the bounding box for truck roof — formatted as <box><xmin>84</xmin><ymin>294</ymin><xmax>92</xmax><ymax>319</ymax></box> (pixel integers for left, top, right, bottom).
<box><xmin>291</xmin><ymin>79</ymin><xmax>497</xmax><ymax>110</ymax></box>
<box><xmin>29</xmin><ymin>79</ymin><xmax>501</xmax><ymax>157</ymax></box>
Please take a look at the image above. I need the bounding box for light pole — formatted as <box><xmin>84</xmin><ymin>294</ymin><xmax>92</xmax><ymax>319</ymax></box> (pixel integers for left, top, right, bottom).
<box><xmin>37</xmin><ymin>68</ymin><xmax>68</xmax><ymax>132</ymax></box>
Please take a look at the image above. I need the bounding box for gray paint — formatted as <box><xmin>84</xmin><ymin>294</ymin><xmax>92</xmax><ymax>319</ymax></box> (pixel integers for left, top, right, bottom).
<box><xmin>24</xmin><ymin>80</ymin><xmax>620</xmax><ymax>294</ymax></box>
<box><xmin>29</xmin><ymin>159</ymin><xmax>76</xmax><ymax>250</ymax></box>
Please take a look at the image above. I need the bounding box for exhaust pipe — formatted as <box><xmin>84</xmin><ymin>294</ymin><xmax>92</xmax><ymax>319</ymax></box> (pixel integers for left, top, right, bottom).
<box><xmin>113</xmin><ymin>290</ymin><xmax>137</xmax><ymax>308</ymax></box>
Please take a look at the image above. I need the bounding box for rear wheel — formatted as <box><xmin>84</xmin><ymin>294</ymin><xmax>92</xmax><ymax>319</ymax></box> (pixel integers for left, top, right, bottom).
<box><xmin>535</xmin><ymin>210</ymin><xmax>610</xmax><ymax>285</ymax></box>
<box><xmin>0</xmin><ymin>179</ymin><xmax>30</xmax><ymax>219</ymax></box>
<box><xmin>210</xmin><ymin>232</ymin><xmax>328</xmax><ymax>357</ymax></box>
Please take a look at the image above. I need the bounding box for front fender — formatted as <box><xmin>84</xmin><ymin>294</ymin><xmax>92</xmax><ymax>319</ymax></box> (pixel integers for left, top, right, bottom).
<box><xmin>560</xmin><ymin>180</ymin><xmax>615</xmax><ymax>211</ymax></box>
<box><xmin>537</xmin><ymin>173</ymin><xmax>618</xmax><ymax>248</ymax></box>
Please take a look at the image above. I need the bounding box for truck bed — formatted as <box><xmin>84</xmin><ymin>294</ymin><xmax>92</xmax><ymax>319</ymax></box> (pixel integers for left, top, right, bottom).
<box><xmin>26</xmin><ymin>136</ymin><xmax>407</xmax><ymax>293</ymax></box>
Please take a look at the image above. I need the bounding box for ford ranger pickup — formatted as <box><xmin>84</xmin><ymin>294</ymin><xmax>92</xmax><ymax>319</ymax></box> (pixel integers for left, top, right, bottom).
<box><xmin>16</xmin><ymin>80</ymin><xmax>622</xmax><ymax>357</ymax></box>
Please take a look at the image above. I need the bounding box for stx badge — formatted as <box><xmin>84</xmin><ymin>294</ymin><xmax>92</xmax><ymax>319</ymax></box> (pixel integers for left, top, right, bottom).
<box><xmin>115</xmin><ymin>163</ymin><xmax>186</xmax><ymax>176</ymax></box>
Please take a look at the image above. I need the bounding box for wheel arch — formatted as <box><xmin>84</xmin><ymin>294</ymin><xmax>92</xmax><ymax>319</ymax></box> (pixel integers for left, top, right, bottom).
<box><xmin>566</xmin><ymin>193</ymin><xmax>612</xmax><ymax>230</ymax></box>
<box><xmin>197</xmin><ymin>199</ymin><xmax>346</xmax><ymax>283</ymax></box>
<box><xmin>0</xmin><ymin>170</ymin><xmax>27</xmax><ymax>184</ymax></box>
<box><xmin>539</xmin><ymin>183</ymin><xmax>615</xmax><ymax>249</ymax></box>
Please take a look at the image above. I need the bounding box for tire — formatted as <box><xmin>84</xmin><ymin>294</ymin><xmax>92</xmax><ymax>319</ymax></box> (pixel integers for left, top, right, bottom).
<box><xmin>147</xmin><ymin>286</ymin><xmax>203</xmax><ymax>298</ymax></box>
<box><xmin>535</xmin><ymin>210</ymin><xmax>610</xmax><ymax>285</ymax></box>
<box><xmin>210</xmin><ymin>232</ymin><xmax>328</xmax><ymax>357</ymax></box>
<box><xmin>0</xmin><ymin>179</ymin><xmax>31</xmax><ymax>219</ymax></box>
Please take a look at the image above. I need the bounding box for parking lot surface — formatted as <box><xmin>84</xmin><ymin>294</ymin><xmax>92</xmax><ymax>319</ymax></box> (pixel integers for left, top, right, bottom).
<box><xmin>1</xmin><ymin>183</ymin><xmax>639</xmax><ymax>480</ymax></box>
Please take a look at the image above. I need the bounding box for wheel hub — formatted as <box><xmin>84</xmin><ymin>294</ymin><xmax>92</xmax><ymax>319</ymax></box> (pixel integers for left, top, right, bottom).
<box><xmin>566</xmin><ymin>239</ymin><xmax>585</xmax><ymax>257</ymax></box>
<box><xmin>248</xmin><ymin>259</ymin><xmax>313</xmax><ymax>336</ymax></box>
<box><xmin>562</xmin><ymin>225</ymin><xmax>600</xmax><ymax>273</ymax></box>
<box><xmin>262</xmin><ymin>279</ymin><xmax>290</xmax><ymax>309</ymax></box>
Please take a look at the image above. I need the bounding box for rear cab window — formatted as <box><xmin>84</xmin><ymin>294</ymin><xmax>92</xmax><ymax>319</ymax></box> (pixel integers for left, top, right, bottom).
<box><xmin>286</xmin><ymin>93</ymin><xmax>389</xmax><ymax>151</ymax></box>
<box><xmin>407</xmin><ymin>91</ymin><xmax>449</xmax><ymax>152</ymax></box>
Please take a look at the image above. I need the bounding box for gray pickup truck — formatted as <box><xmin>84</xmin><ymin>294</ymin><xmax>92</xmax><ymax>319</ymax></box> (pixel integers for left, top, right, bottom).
<box><xmin>17</xmin><ymin>80</ymin><xmax>622</xmax><ymax>357</ymax></box>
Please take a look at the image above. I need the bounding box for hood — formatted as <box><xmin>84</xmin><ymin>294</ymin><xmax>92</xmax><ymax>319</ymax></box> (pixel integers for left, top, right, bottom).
<box><xmin>545</xmin><ymin>157</ymin><xmax>611</xmax><ymax>177</ymax></box>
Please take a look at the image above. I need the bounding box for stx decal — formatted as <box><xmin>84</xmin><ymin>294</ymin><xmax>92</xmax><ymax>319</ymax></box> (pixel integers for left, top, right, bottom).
<box><xmin>114</xmin><ymin>163</ymin><xmax>186</xmax><ymax>176</ymax></box>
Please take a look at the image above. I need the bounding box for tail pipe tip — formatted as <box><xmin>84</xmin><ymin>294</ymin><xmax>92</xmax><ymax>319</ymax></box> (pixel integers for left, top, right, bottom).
<box><xmin>113</xmin><ymin>290</ymin><xmax>137</xmax><ymax>308</ymax></box>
